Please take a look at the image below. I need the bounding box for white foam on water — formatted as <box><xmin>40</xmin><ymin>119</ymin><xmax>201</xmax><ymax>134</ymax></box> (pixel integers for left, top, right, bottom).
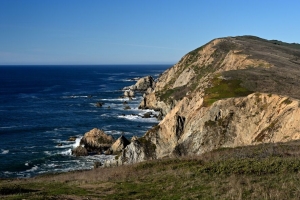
<box><xmin>117</xmin><ymin>114</ymin><xmax>158</xmax><ymax>123</ymax></box>
<box><xmin>55</xmin><ymin>143</ymin><xmax>74</xmax><ymax>149</ymax></box>
<box><xmin>46</xmin><ymin>163</ymin><xmax>60</xmax><ymax>169</ymax></box>
<box><xmin>62</xmin><ymin>95</ymin><xmax>89</xmax><ymax>99</ymax></box>
<box><xmin>1</xmin><ymin>149</ymin><xmax>9</xmax><ymax>154</ymax></box>
<box><xmin>25</xmin><ymin>165</ymin><xmax>39</xmax><ymax>172</ymax></box>
<box><xmin>24</xmin><ymin>146</ymin><xmax>36</xmax><ymax>149</ymax></box>
<box><xmin>44</xmin><ymin>151</ymin><xmax>52</xmax><ymax>155</ymax></box>
<box><xmin>100</xmin><ymin>113</ymin><xmax>110</xmax><ymax>117</ymax></box>
<box><xmin>0</xmin><ymin>125</ymin><xmax>17</xmax><ymax>129</ymax></box>
<box><xmin>101</xmin><ymin>97</ymin><xmax>137</xmax><ymax>101</ymax></box>
<box><xmin>60</xmin><ymin>149</ymin><xmax>72</xmax><ymax>156</ymax></box>
<box><xmin>73</xmin><ymin>137</ymin><xmax>83</xmax><ymax>149</ymax></box>
<box><xmin>105</xmin><ymin>130</ymin><xmax>124</xmax><ymax>135</ymax></box>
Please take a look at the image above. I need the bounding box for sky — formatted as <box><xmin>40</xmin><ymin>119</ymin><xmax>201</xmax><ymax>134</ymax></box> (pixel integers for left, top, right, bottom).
<box><xmin>0</xmin><ymin>0</ymin><xmax>299</xmax><ymax>65</ymax></box>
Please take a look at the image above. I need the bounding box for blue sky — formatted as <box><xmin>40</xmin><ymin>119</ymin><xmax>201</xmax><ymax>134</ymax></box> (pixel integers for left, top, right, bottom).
<box><xmin>0</xmin><ymin>0</ymin><xmax>299</xmax><ymax>65</ymax></box>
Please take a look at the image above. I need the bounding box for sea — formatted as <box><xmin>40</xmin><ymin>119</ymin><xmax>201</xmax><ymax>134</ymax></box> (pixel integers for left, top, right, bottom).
<box><xmin>0</xmin><ymin>65</ymin><xmax>170</xmax><ymax>178</ymax></box>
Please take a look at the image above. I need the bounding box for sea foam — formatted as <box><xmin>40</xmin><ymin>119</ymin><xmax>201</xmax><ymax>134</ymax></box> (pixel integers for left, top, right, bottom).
<box><xmin>1</xmin><ymin>149</ymin><xmax>9</xmax><ymax>154</ymax></box>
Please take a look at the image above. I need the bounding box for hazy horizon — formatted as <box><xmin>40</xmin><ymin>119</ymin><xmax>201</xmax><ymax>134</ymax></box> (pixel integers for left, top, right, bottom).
<box><xmin>1</xmin><ymin>0</ymin><xmax>299</xmax><ymax>65</ymax></box>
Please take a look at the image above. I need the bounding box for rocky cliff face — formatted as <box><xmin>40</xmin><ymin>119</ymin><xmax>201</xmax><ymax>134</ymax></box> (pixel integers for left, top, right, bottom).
<box><xmin>112</xmin><ymin>36</ymin><xmax>300</xmax><ymax>165</ymax></box>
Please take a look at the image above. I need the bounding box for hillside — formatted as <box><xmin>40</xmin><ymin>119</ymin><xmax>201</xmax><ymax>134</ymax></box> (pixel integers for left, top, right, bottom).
<box><xmin>114</xmin><ymin>35</ymin><xmax>300</xmax><ymax>164</ymax></box>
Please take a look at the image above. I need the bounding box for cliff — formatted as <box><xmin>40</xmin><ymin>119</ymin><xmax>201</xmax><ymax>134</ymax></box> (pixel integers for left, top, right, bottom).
<box><xmin>113</xmin><ymin>36</ymin><xmax>300</xmax><ymax>165</ymax></box>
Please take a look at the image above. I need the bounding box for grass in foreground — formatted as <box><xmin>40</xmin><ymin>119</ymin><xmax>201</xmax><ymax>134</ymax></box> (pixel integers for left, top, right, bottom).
<box><xmin>2</xmin><ymin>141</ymin><xmax>300</xmax><ymax>199</ymax></box>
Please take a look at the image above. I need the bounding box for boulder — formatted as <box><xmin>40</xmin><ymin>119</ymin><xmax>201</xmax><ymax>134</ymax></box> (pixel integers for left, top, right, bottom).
<box><xmin>142</xmin><ymin>112</ymin><xmax>152</xmax><ymax>118</ymax></box>
<box><xmin>96</xmin><ymin>102</ymin><xmax>104</xmax><ymax>107</ymax></box>
<box><xmin>80</xmin><ymin>128</ymin><xmax>115</xmax><ymax>154</ymax></box>
<box><xmin>123</xmin><ymin>90</ymin><xmax>135</xmax><ymax>97</ymax></box>
<box><xmin>124</xmin><ymin>105</ymin><xmax>131</xmax><ymax>110</ymax></box>
<box><xmin>72</xmin><ymin>146</ymin><xmax>88</xmax><ymax>157</ymax></box>
<box><xmin>68</xmin><ymin>136</ymin><xmax>77</xmax><ymax>141</ymax></box>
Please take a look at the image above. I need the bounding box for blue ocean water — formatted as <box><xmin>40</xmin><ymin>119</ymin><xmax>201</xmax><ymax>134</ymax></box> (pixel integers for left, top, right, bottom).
<box><xmin>0</xmin><ymin>65</ymin><xmax>170</xmax><ymax>178</ymax></box>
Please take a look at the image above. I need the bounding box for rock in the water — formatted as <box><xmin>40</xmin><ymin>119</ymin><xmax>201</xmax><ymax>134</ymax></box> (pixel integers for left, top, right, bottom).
<box><xmin>80</xmin><ymin>128</ymin><xmax>115</xmax><ymax>154</ymax></box>
<box><xmin>96</xmin><ymin>102</ymin><xmax>104</xmax><ymax>107</ymax></box>
<box><xmin>124</xmin><ymin>90</ymin><xmax>135</xmax><ymax>97</ymax></box>
<box><xmin>68</xmin><ymin>136</ymin><xmax>77</xmax><ymax>141</ymax></box>
<box><xmin>72</xmin><ymin>146</ymin><xmax>88</xmax><ymax>157</ymax></box>
<box><xmin>142</xmin><ymin>112</ymin><xmax>152</xmax><ymax>118</ymax></box>
<box><xmin>124</xmin><ymin>105</ymin><xmax>131</xmax><ymax>110</ymax></box>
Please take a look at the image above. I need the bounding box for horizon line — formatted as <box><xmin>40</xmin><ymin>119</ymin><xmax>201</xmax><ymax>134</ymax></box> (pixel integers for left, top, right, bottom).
<box><xmin>0</xmin><ymin>63</ymin><xmax>175</xmax><ymax>66</ymax></box>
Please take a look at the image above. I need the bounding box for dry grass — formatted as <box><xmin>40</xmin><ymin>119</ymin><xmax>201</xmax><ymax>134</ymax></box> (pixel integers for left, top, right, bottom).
<box><xmin>3</xmin><ymin>141</ymin><xmax>300</xmax><ymax>199</ymax></box>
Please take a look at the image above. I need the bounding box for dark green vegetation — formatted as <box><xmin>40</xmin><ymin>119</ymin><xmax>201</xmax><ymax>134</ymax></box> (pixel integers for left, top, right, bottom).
<box><xmin>3</xmin><ymin>140</ymin><xmax>300</xmax><ymax>199</ymax></box>
<box><xmin>203</xmin><ymin>75</ymin><xmax>253</xmax><ymax>106</ymax></box>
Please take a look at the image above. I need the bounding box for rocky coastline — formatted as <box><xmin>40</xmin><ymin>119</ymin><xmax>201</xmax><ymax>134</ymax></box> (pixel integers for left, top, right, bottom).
<box><xmin>101</xmin><ymin>36</ymin><xmax>300</xmax><ymax>167</ymax></box>
<box><xmin>72</xmin><ymin>36</ymin><xmax>300</xmax><ymax>169</ymax></box>
<box><xmin>71</xmin><ymin>75</ymin><xmax>159</xmax><ymax>166</ymax></box>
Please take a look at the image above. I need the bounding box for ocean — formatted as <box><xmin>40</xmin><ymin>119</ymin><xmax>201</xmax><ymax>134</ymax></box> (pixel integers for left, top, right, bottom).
<box><xmin>0</xmin><ymin>65</ymin><xmax>170</xmax><ymax>178</ymax></box>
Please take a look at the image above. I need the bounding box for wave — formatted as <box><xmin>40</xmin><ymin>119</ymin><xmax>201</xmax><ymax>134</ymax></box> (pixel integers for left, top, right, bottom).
<box><xmin>25</xmin><ymin>165</ymin><xmax>39</xmax><ymax>172</ymax></box>
<box><xmin>0</xmin><ymin>125</ymin><xmax>18</xmax><ymax>129</ymax></box>
<box><xmin>105</xmin><ymin>130</ymin><xmax>125</xmax><ymax>136</ymax></box>
<box><xmin>60</xmin><ymin>149</ymin><xmax>72</xmax><ymax>156</ymax></box>
<box><xmin>18</xmin><ymin>93</ymin><xmax>39</xmax><ymax>99</ymax></box>
<box><xmin>101</xmin><ymin>97</ymin><xmax>137</xmax><ymax>101</ymax></box>
<box><xmin>62</xmin><ymin>95</ymin><xmax>90</xmax><ymax>99</ymax></box>
<box><xmin>1</xmin><ymin>149</ymin><xmax>9</xmax><ymax>154</ymax></box>
<box><xmin>73</xmin><ymin>137</ymin><xmax>83</xmax><ymax>148</ymax></box>
<box><xmin>117</xmin><ymin>114</ymin><xmax>158</xmax><ymax>123</ymax></box>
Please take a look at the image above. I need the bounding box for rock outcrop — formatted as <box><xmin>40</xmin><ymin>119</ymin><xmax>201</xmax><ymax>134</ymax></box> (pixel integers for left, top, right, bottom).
<box><xmin>123</xmin><ymin>90</ymin><xmax>135</xmax><ymax>97</ymax></box>
<box><xmin>77</xmin><ymin>128</ymin><xmax>115</xmax><ymax>155</ymax></box>
<box><xmin>108</xmin><ymin>135</ymin><xmax>130</xmax><ymax>154</ymax></box>
<box><xmin>105</xmin><ymin>136</ymin><xmax>156</xmax><ymax>166</ymax></box>
<box><xmin>109</xmin><ymin>36</ymin><xmax>300</xmax><ymax>166</ymax></box>
<box><xmin>134</xmin><ymin>76</ymin><xmax>155</xmax><ymax>91</ymax></box>
<box><xmin>123</xmin><ymin>76</ymin><xmax>155</xmax><ymax>92</ymax></box>
<box><xmin>72</xmin><ymin>146</ymin><xmax>88</xmax><ymax>157</ymax></box>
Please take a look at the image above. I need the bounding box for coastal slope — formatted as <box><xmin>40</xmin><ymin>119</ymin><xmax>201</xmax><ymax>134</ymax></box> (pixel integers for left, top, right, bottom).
<box><xmin>114</xmin><ymin>36</ymin><xmax>300</xmax><ymax>164</ymax></box>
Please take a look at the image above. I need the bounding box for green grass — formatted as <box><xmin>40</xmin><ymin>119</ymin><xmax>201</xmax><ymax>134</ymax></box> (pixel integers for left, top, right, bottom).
<box><xmin>203</xmin><ymin>76</ymin><xmax>253</xmax><ymax>106</ymax></box>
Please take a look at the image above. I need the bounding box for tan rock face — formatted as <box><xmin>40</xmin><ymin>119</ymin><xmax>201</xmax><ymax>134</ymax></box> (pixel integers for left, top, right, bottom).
<box><xmin>110</xmin><ymin>135</ymin><xmax>130</xmax><ymax>154</ymax></box>
<box><xmin>173</xmin><ymin>68</ymin><xmax>196</xmax><ymax>88</ymax></box>
<box><xmin>147</xmin><ymin>94</ymin><xmax>300</xmax><ymax>158</ymax></box>
<box><xmin>80</xmin><ymin>128</ymin><xmax>115</xmax><ymax>153</ymax></box>
<box><xmin>134</xmin><ymin>76</ymin><xmax>155</xmax><ymax>90</ymax></box>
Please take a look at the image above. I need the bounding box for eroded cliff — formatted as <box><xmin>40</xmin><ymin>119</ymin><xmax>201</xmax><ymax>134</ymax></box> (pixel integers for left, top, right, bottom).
<box><xmin>112</xmin><ymin>36</ymin><xmax>300</xmax><ymax>165</ymax></box>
